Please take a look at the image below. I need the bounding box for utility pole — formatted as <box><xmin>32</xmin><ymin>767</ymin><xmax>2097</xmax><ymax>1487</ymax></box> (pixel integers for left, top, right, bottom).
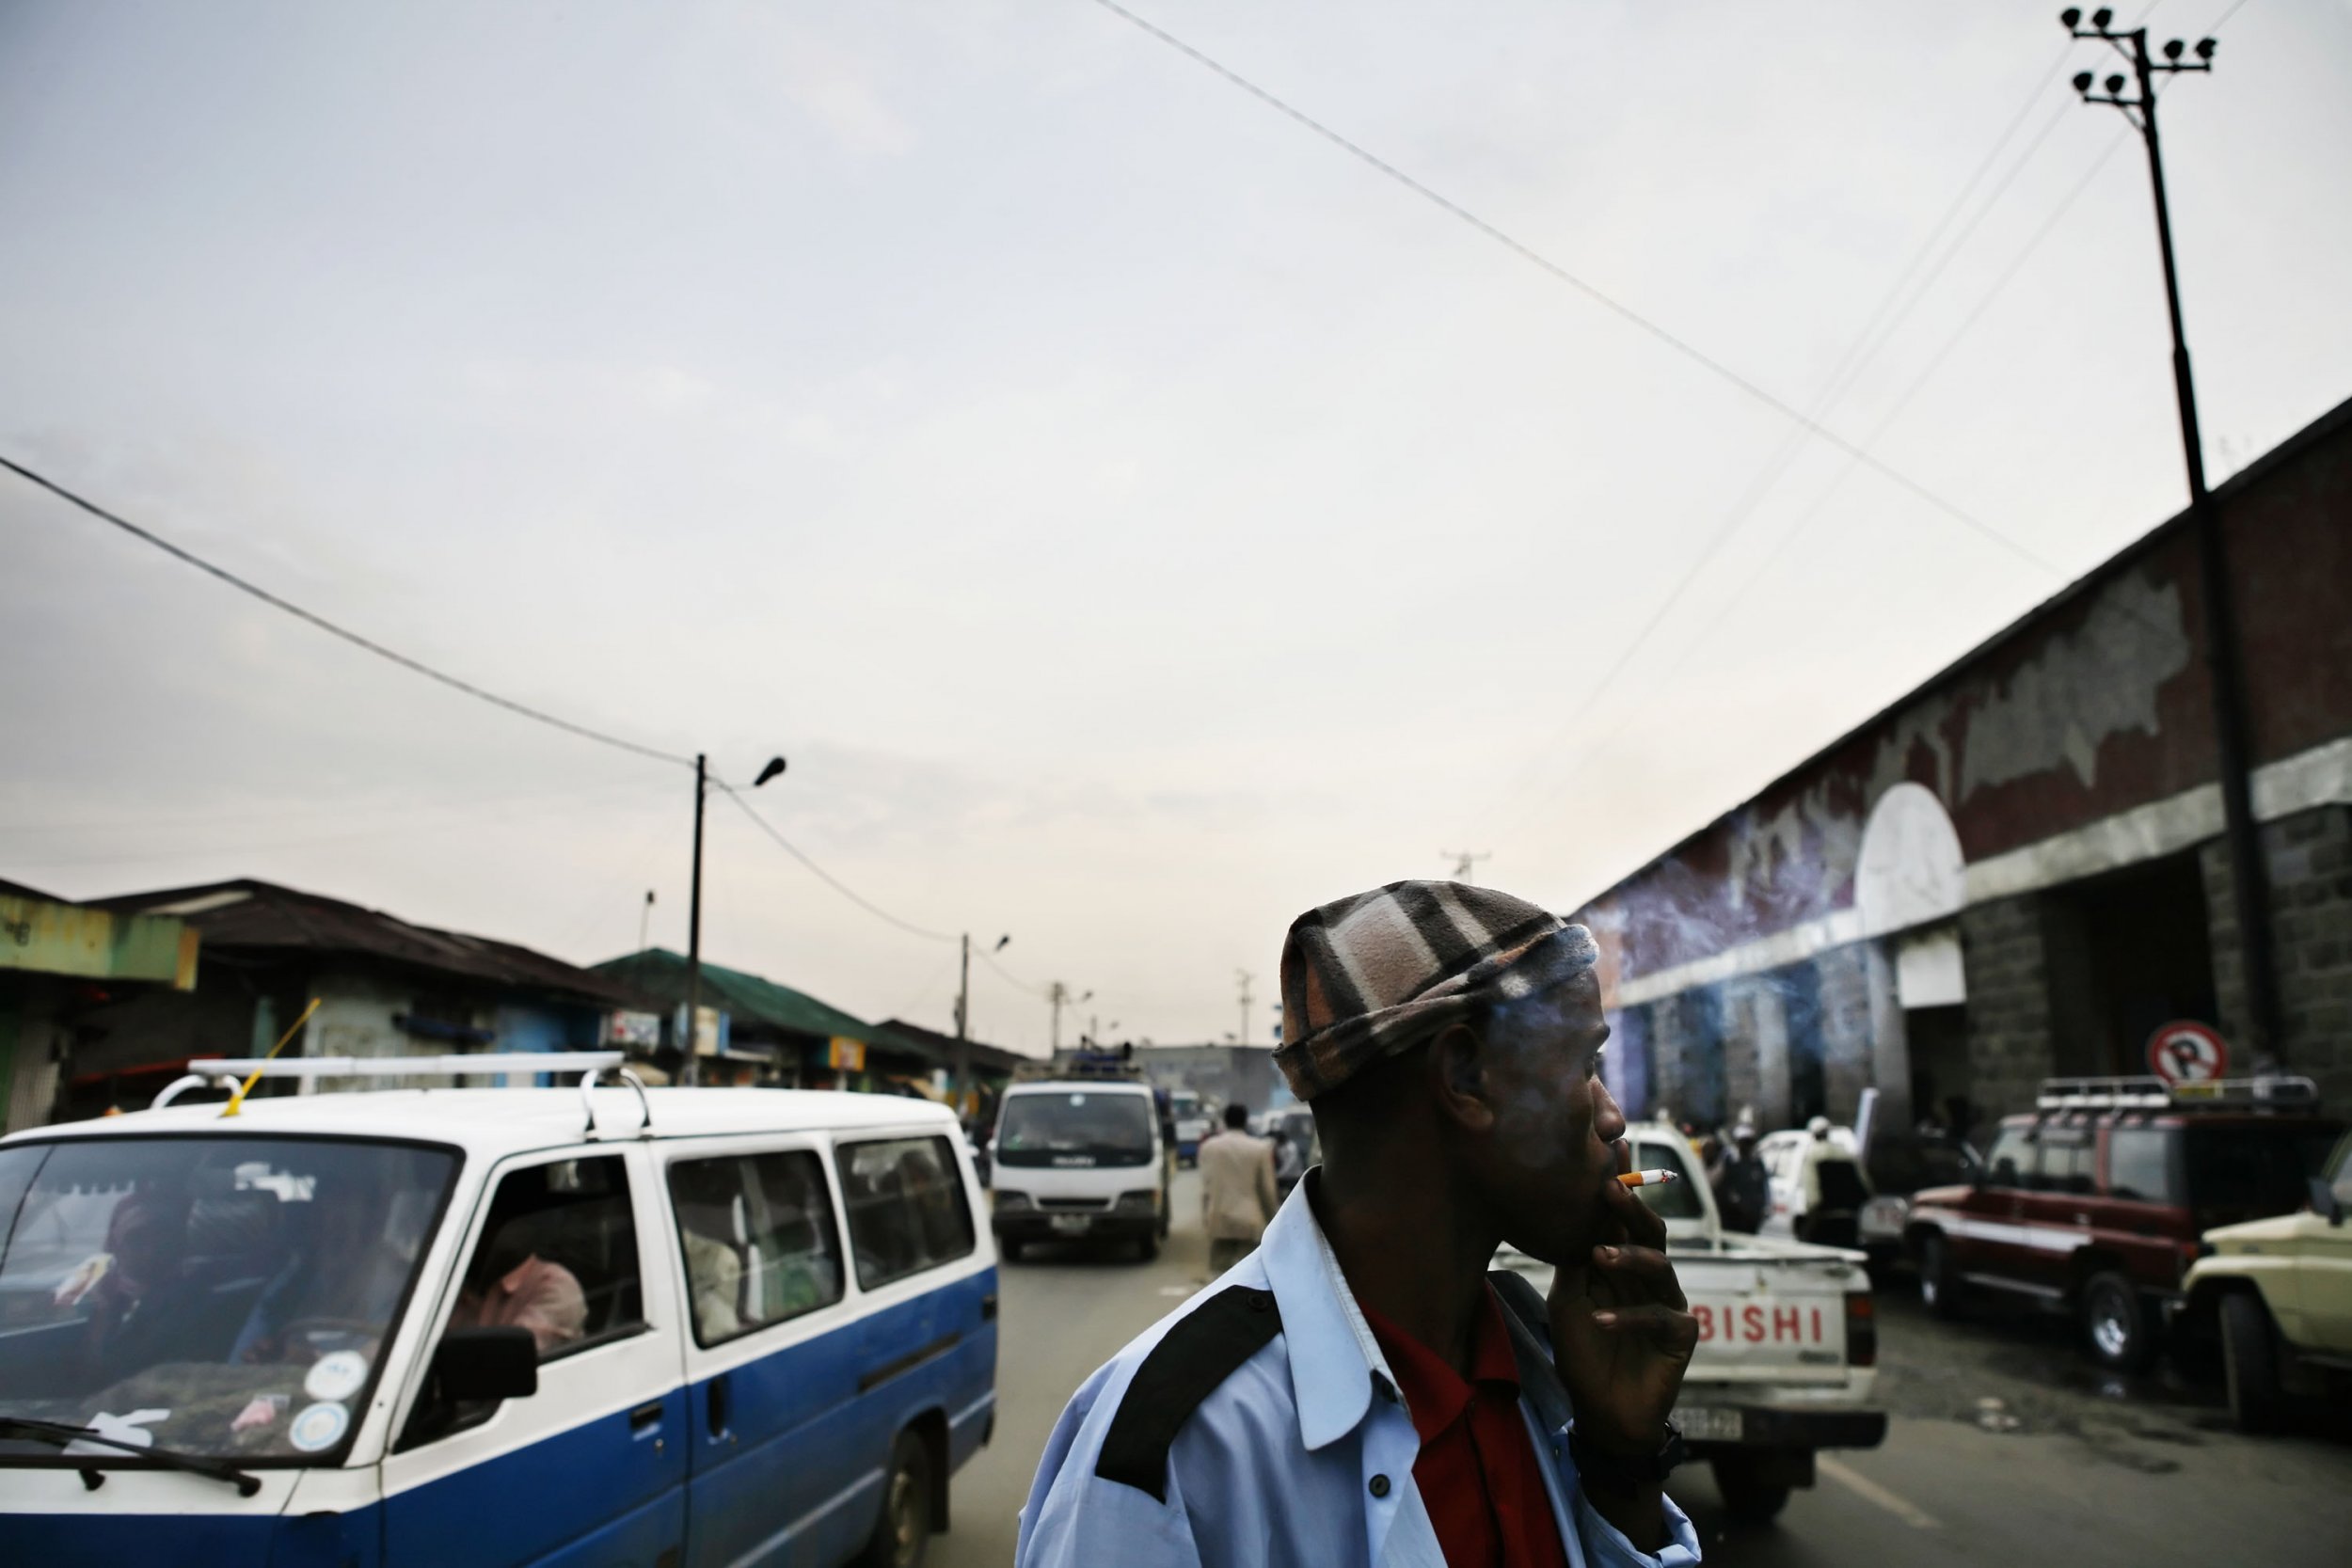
<box><xmin>2060</xmin><ymin>9</ymin><xmax>2281</xmax><ymax>1057</ymax></box>
<box><xmin>638</xmin><ymin>889</ymin><xmax>656</xmax><ymax>953</ymax></box>
<box><xmin>684</xmin><ymin>754</ymin><xmax>707</xmax><ymax>1088</ymax></box>
<box><xmin>954</xmin><ymin>933</ymin><xmax>1010</xmax><ymax>1115</ymax></box>
<box><xmin>1046</xmin><ymin>983</ymin><xmax>1089</xmax><ymax>1053</ymax></box>
<box><xmin>1236</xmin><ymin>970</ymin><xmax>1254</xmax><ymax>1049</ymax></box>
<box><xmin>1441</xmin><ymin>850</ymin><xmax>1491</xmax><ymax>883</ymax></box>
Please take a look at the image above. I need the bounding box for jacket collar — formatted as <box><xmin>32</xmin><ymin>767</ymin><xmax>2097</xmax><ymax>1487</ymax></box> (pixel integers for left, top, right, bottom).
<box><xmin>1257</xmin><ymin>1170</ymin><xmax>1399</xmax><ymax>1451</ymax></box>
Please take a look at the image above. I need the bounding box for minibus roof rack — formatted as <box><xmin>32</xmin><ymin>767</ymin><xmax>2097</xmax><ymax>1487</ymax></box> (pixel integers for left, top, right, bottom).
<box><xmin>2034</xmin><ymin>1073</ymin><xmax>2319</xmax><ymax>1113</ymax></box>
<box><xmin>153</xmin><ymin>1053</ymin><xmax>627</xmax><ymax>1109</ymax></box>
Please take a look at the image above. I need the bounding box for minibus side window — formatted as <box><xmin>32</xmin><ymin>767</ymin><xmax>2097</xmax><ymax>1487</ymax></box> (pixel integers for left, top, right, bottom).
<box><xmin>667</xmin><ymin>1150</ymin><xmax>846</xmax><ymax>1346</ymax></box>
<box><xmin>835</xmin><ymin>1136</ymin><xmax>976</xmax><ymax>1291</ymax></box>
<box><xmin>398</xmin><ymin>1154</ymin><xmax>644</xmax><ymax>1449</ymax></box>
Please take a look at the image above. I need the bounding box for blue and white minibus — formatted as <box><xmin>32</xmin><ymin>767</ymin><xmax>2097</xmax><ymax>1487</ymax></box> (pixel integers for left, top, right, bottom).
<box><xmin>0</xmin><ymin>1054</ymin><xmax>997</xmax><ymax>1567</ymax></box>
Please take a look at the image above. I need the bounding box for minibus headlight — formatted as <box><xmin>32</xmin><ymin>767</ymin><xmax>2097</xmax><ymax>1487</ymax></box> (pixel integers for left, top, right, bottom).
<box><xmin>1116</xmin><ymin>1190</ymin><xmax>1159</xmax><ymax>1212</ymax></box>
<box><xmin>993</xmin><ymin>1191</ymin><xmax>1032</xmax><ymax>1212</ymax></box>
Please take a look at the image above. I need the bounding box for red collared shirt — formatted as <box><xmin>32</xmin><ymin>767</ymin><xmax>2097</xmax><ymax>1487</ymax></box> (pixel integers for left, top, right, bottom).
<box><xmin>1360</xmin><ymin>1285</ymin><xmax>1571</xmax><ymax>1568</ymax></box>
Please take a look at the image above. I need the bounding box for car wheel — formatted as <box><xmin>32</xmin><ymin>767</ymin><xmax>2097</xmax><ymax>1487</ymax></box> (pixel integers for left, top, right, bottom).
<box><xmin>1000</xmin><ymin>1238</ymin><xmax>1024</xmax><ymax>1263</ymax></box>
<box><xmin>858</xmin><ymin>1431</ymin><xmax>933</xmax><ymax>1568</ymax></box>
<box><xmin>2081</xmin><ymin>1271</ymin><xmax>2159</xmax><ymax>1372</ymax></box>
<box><xmin>1136</xmin><ymin>1232</ymin><xmax>1161</xmax><ymax>1263</ymax></box>
<box><xmin>1918</xmin><ymin>1233</ymin><xmax>1963</xmax><ymax>1320</ymax></box>
<box><xmin>1709</xmin><ymin>1454</ymin><xmax>1791</xmax><ymax>1524</ymax></box>
<box><xmin>2220</xmin><ymin>1291</ymin><xmax>2285</xmax><ymax>1433</ymax></box>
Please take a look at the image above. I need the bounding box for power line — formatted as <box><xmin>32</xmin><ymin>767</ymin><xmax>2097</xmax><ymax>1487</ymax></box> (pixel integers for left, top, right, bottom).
<box><xmin>1473</xmin><ymin>78</ymin><xmax>2082</xmax><ymax>840</ymax></box>
<box><xmin>1504</xmin><ymin>125</ymin><xmax>2141</xmax><ymax>854</ymax></box>
<box><xmin>715</xmin><ymin>784</ymin><xmax>960</xmax><ymax>943</ymax></box>
<box><xmin>0</xmin><ymin>453</ymin><xmax>693</xmax><ymax>770</ymax></box>
<box><xmin>978</xmin><ymin>946</ymin><xmax>1056</xmax><ymax>1000</ymax></box>
<box><xmin>1083</xmin><ymin>0</ymin><xmax>2061</xmax><ymax>580</ymax></box>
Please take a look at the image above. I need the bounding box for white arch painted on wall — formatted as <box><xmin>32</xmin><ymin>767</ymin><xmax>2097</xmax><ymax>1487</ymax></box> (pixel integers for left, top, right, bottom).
<box><xmin>1855</xmin><ymin>782</ymin><xmax>1965</xmax><ymax>939</ymax></box>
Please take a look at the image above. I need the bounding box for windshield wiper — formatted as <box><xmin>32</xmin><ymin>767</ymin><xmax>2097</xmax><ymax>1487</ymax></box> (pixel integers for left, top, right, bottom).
<box><xmin>0</xmin><ymin>1416</ymin><xmax>262</xmax><ymax>1497</ymax></box>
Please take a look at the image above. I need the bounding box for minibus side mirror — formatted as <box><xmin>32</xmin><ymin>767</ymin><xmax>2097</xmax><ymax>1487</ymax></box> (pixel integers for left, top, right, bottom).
<box><xmin>2312</xmin><ymin>1176</ymin><xmax>2345</xmax><ymax>1228</ymax></box>
<box><xmin>429</xmin><ymin>1326</ymin><xmax>539</xmax><ymax>1403</ymax></box>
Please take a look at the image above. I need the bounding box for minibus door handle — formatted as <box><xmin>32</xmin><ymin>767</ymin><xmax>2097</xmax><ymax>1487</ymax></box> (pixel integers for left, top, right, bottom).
<box><xmin>980</xmin><ymin>1292</ymin><xmax>998</xmax><ymax>1322</ymax></box>
<box><xmin>707</xmin><ymin>1373</ymin><xmax>732</xmax><ymax>1441</ymax></box>
<box><xmin>630</xmin><ymin>1400</ymin><xmax>666</xmax><ymax>1434</ymax></box>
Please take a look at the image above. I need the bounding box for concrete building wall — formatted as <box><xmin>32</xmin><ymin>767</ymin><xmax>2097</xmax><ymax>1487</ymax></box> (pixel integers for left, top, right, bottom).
<box><xmin>1569</xmin><ymin>398</ymin><xmax>2352</xmax><ymax>1137</ymax></box>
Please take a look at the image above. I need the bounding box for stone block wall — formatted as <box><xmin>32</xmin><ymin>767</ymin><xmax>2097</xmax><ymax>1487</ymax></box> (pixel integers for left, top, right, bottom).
<box><xmin>1721</xmin><ymin>981</ymin><xmax>1764</xmax><ymax>1130</ymax></box>
<box><xmin>1960</xmin><ymin>894</ymin><xmax>2058</xmax><ymax>1122</ymax></box>
<box><xmin>1816</xmin><ymin>944</ymin><xmax>1873</xmax><ymax>1124</ymax></box>
<box><xmin>2205</xmin><ymin>804</ymin><xmax>2352</xmax><ymax>1107</ymax></box>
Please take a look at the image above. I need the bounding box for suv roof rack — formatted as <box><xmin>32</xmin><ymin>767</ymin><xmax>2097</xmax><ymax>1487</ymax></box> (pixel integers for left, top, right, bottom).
<box><xmin>1012</xmin><ymin>1049</ymin><xmax>1144</xmax><ymax>1083</ymax></box>
<box><xmin>2035</xmin><ymin>1073</ymin><xmax>2320</xmax><ymax>1113</ymax></box>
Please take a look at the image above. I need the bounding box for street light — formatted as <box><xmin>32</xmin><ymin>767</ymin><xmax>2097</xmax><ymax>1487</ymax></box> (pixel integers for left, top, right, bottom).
<box><xmin>2057</xmin><ymin>10</ymin><xmax>2278</xmax><ymax>1056</ymax></box>
<box><xmin>682</xmin><ymin>752</ymin><xmax>787</xmax><ymax>1087</ymax></box>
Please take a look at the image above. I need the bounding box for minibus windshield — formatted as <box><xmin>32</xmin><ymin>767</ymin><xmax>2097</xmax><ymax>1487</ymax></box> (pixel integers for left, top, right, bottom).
<box><xmin>995</xmin><ymin>1091</ymin><xmax>1156</xmax><ymax>1167</ymax></box>
<box><xmin>0</xmin><ymin>1135</ymin><xmax>456</xmax><ymax>1465</ymax></box>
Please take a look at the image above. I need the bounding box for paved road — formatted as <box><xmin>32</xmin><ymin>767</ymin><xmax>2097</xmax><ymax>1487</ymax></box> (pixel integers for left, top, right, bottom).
<box><xmin>933</xmin><ymin>1170</ymin><xmax>1220</xmax><ymax>1567</ymax></box>
<box><xmin>936</xmin><ymin>1177</ymin><xmax>2352</xmax><ymax>1567</ymax></box>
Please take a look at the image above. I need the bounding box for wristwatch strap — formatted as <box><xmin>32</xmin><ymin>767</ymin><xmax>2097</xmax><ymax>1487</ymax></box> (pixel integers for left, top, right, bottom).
<box><xmin>1568</xmin><ymin>1419</ymin><xmax>1689</xmax><ymax>1488</ymax></box>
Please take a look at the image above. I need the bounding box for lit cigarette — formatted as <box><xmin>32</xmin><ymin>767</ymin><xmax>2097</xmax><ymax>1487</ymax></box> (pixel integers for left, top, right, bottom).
<box><xmin>1617</xmin><ymin>1169</ymin><xmax>1678</xmax><ymax>1188</ymax></box>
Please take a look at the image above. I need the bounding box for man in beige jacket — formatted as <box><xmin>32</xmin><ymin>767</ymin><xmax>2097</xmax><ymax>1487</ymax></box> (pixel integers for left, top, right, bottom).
<box><xmin>1198</xmin><ymin>1102</ymin><xmax>1279</xmax><ymax>1276</ymax></box>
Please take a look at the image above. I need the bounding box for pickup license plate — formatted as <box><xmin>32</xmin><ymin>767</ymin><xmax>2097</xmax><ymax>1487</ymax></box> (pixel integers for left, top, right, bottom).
<box><xmin>1675</xmin><ymin>1406</ymin><xmax>1744</xmax><ymax>1443</ymax></box>
<box><xmin>1049</xmin><ymin>1214</ymin><xmax>1092</xmax><ymax>1235</ymax></box>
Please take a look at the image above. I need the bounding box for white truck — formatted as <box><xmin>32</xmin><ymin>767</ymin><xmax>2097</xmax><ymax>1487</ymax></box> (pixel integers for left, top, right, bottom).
<box><xmin>1495</xmin><ymin>1120</ymin><xmax>1887</xmax><ymax>1522</ymax></box>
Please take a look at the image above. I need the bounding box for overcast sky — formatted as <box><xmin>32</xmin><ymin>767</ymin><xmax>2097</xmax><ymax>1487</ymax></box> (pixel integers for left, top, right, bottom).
<box><xmin>5</xmin><ymin>0</ymin><xmax>2348</xmax><ymax>1054</ymax></box>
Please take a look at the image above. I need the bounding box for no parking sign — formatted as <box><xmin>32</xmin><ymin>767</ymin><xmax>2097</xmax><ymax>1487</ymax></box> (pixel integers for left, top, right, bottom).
<box><xmin>2146</xmin><ymin>1020</ymin><xmax>2229</xmax><ymax>1086</ymax></box>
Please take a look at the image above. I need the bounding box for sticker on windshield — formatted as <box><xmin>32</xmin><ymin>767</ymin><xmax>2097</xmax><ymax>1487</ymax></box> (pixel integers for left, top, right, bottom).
<box><xmin>289</xmin><ymin>1402</ymin><xmax>349</xmax><ymax>1453</ymax></box>
<box><xmin>304</xmin><ymin>1351</ymin><xmax>369</xmax><ymax>1402</ymax></box>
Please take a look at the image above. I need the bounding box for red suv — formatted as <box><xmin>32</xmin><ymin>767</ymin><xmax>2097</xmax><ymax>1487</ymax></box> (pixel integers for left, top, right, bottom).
<box><xmin>1904</xmin><ymin>1075</ymin><xmax>2341</xmax><ymax>1370</ymax></box>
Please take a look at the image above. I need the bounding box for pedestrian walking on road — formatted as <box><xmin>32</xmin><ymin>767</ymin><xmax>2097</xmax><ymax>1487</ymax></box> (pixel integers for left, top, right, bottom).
<box><xmin>1198</xmin><ymin>1102</ymin><xmax>1279</xmax><ymax>1278</ymax></box>
<box><xmin>1018</xmin><ymin>881</ymin><xmax>1702</xmax><ymax>1568</ymax></box>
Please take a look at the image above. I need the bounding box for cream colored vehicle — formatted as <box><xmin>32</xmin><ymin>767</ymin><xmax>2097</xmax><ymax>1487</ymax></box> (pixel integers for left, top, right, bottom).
<box><xmin>2177</xmin><ymin>1129</ymin><xmax>2352</xmax><ymax>1432</ymax></box>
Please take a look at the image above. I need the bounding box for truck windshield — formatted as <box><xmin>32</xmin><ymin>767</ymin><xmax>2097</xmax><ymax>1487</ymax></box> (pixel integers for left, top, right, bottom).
<box><xmin>2183</xmin><ymin>1124</ymin><xmax>2343</xmax><ymax>1212</ymax></box>
<box><xmin>995</xmin><ymin>1092</ymin><xmax>1156</xmax><ymax>1167</ymax></box>
<box><xmin>0</xmin><ymin>1136</ymin><xmax>456</xmax><ymax>1465</ymax></box>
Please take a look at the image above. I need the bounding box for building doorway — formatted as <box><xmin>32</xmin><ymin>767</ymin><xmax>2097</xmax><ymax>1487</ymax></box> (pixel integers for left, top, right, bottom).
<box><xmin>2042</xmin><ymin>851</ymin><xmax>2219</xmax><ymax>1079</ymax></box>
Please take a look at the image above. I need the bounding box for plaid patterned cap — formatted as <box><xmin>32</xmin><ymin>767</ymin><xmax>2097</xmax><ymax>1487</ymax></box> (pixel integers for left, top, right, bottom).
<box><xmin>1275</xmin><ymin>880</ymin><xmax>1600</xmax><ymax>1101</ymax></box>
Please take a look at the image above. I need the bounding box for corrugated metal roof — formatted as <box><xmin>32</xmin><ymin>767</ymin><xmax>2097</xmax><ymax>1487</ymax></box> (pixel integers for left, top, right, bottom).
<box><xmin>877</xmin><ymin>1017</ymin><xmax>1035</xmax><ymax>1076</ymax></box>
<box><xmin>593</xmin><ymin>948</ymin><xmax>923</xmax><ymax>1056</ymax></box>
<box><xmin>82</xmin><ymin>878</ymin><xmax>641</xmax><ymax>1008</ymax></box>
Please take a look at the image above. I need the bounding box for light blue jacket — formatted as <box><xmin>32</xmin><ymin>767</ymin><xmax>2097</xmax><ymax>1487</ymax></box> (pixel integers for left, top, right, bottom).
<box><xmin>1017</xmin><ymin>1179</ymin><xmax>1703</xmax><ymax>1568</ymax></box>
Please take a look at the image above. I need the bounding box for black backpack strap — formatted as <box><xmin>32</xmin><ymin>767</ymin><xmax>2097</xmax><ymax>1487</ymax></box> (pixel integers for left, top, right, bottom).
<box><xmin>1095</xmin><ymin>1284</ymin><xmax>1284</xmax><ymax>1502</ymax></box>
<box><xmin>1487</xmin><ymin>1268</ymin><xmax>1576</xmax><ymax>1436</ymax></box>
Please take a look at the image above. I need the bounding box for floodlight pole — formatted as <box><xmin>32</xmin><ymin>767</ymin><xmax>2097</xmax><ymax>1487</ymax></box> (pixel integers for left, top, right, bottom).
<box><xmin>2064</xmin><ymin>13</ymin><xmax>2280</xmax><ymax>1059</ymax></box>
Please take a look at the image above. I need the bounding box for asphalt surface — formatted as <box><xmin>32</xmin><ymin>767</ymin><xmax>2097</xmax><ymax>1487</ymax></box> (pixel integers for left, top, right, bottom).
<box><xmin>935</xmin><ymin>1174</ymin><xmax>2352</xmax><ymax>1567</ymax></box>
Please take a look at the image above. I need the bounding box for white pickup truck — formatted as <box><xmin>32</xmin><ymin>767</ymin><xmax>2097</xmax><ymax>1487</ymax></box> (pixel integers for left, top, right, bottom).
<box><xmin>1495</xmin><ymin>1120</ymin><xmax>1888</xmax><ymax>1522</ymax></box>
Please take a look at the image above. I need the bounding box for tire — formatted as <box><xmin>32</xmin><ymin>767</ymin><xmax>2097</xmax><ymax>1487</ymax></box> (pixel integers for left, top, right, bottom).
<box><xmin>1157</xmin><ymin>1196</ymin><xmax>1170</xmax><ymax>1241</ymax></box>
<box><xmin>858</xmin><ymin>1431</ymin><xmax>934</xmax><ymax>1568</ymax></box>
<box><xmin>1710</xmin><ymin>1453</ymin><xmax>1791</xmax><ymax>1524</ymax></box>
<box><xmin>2220</xmin><ymin>1291</ymin><xmax>2286</xmax><ymax>1433</ymax></box>
<box><xmin>1136</xmin><ymin>1231</ymin><xmax>1161</xmax><ymax>1262</ymax></box>
<box><xmin>2080</xmin><ymin>1270</ymin><xmax>2159</xmax><ymax>1372</ymax></box>
<box><xmin>999</xmin><ymin>1238</ymin><xmax>1025</xmax><ymax>1263</ymax></box>
<box><xmin>1918</xmin><ymin>1233</ymin><xmax>1963</xmax><ymax>1320</ymax></box>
